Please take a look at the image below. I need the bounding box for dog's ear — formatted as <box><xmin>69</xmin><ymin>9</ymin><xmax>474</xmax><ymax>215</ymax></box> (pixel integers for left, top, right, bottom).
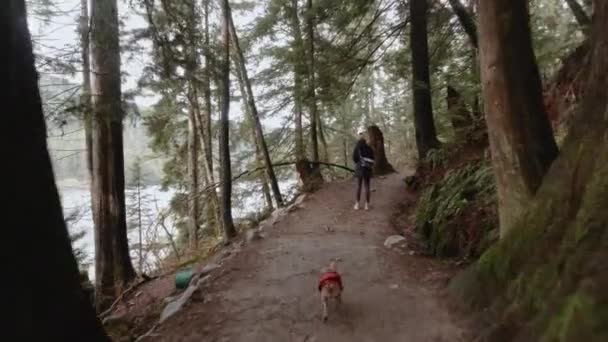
<box><xmin>328</xmin><ymin>261</ymin><xmax>337</xmax><ymax>272</ymax></box>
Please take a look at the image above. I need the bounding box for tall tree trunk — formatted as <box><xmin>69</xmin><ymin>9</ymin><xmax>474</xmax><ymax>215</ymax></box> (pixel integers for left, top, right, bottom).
<box><xmin>565</xmin><ymin>0</ymin><xmax>591</xmax><ymax>29</ymax></box>
<box><xmin>410</xmin><ymin>0</ymin><xmax>440</xmax><ymax>160</ymax></box>
<box><xmin>317</xmin><ymin>112</ymin><xmax>329</xmax><ymax>162</ymax></box>
<box><xmin>286</xmin><ymin>0</ymin><xmax>306</xmax><ymax>161</ymax></box>
<box><xmin>341</xmin><ymin>108</ymin><xmax>349</xmax><ymax>167</ymax></box>
<box><xmin>192</xmin><ymin>90</ymin><xmax>221</xmax><ymax>235</ymax></box>
<box><xmin>235</xmin><ymin>60</ymin><xmax>274</xmax><ymax>211</ymax></box>
<box><xmin>456</xmin><ymin>4</ymin><xmax>608</xmax><ymax>339</ymax></box>
<box><xmin>448</xmin><ymin>0</ymin><xmax>478</xmax><ymax>48</ymax></box>
<box><xmin>478</xmin><ymin>0</ymin><xmax>559</xmax><ymax>237</ymax></box>
<box><xmin>185</xmin><ymin>0</ymin><xmax>200</xmax><ymax>252</ymax></box>
<box><xmin>4</xmin><ymin>1</ymin><xmax>109</xmax><ymax>339</ymax></box>
<box><xmin>80</xmin><ymin>0</ymin><xmax>99</xmax><ymax>242</ymax></box>
<box><xmin>200</xmin><ymin>0</ymin><xmax>221</xmax><ymax>235</ymax></box>
<box><xmin>202</xmin><ymin>0</ymin><xmax>214</xmax><ymax>174</ymax></box>
<box><xmin>136</xmin><ymin>173</ymin><xmax>143</xmax><ymax>273</ymax></box>
<box><xmin>306</xmin><ymin>0</ymin><xmax>320</xmax><ymax>164</ymax></box>
<box><xmin>294</xmin><ymin>69</ymin><xmax>305</xmax><ymax>160</ymax></box>
<box><xmin>187</xmin><ymin>99</ymin><xmax>200</xmax><ymax>251</ymax></box>
<box><xmin>80</xmin><ymin>0</ymin><xmax>93</xmax><ymax>179</ymax></box>
<box><xmin>228</xmin><ymin>11</ymin><xmax>285</xmax><ymax>207</ymax></box>
<box><xmin>90</xmin><ymin>0</ymin><xmax>136</xmax><ymax>309</ymax></box>
<box><xmin>219</xmin><ymin>0</ymin><xmax>236</xmax><ymax>240</ymax></box>
<box><xmin>286</xmin><ymin>0</ymin><xmax>322</xmax><ymax>188</ymax></box>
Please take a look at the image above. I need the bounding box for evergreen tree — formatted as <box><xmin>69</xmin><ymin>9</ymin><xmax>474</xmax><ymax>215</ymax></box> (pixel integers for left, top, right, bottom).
<box><xmin>90</xmin><ymin>0</ymin><xmax>136</xmax><ymax>309</ymax></box>
<box><xmin>4</xmin><ymin>0</ymin><xmax>108</xmax><ymax>338</ymax></box>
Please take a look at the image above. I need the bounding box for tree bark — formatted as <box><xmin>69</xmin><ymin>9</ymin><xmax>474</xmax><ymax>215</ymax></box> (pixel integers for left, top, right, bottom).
<box><xmin>478</xmin><ymin>0</ymin><xmax>559</xmax><ymax>237</ymax></box>
<box><xmin>135</xmin><ymin>166</ymin><xmax>143</xmax><ymax>273</ymax></box>
<box><xmin>294</xmin><ymin>70</ymin><xmax>305</xmax><ymax>160</ymax></box>
<box><xmin>186</xmin><ymin>0</ymin><xmax>220</xmax><ymax>237</ymax></box>
<box><xmin>410</xmin><ymin>0</ymin><xmax>440</xmax><ymax>160</ymax></box>
<box><xmin>306</xmin><ymin>0</ymin><xmax>320</xmax><ymax>164</ymax></box>
<box><xmin>202</xmin><ymin>0</ymin><xmax>214</xmax><ymax>174</ymax></box>
<box><xmin>317</xmin><ymin>112</ymin><xmax>329</xmax><ymax>162</ymax></box>
<box><xmin>286</xmin><ymin>0</ymin><xmax>306</xmax><ymax>161</ymax></box>
<box><xmin>80</xmin><ymin>0</ymin><xmax>99</xmax><ymax>245</ymax></box>
<box><xmin>90</xmin><ymin>0</ymin><xmax>137</xmax><ymax>309</ymax></box>
<box><xmin>184</xmin><ymin>0</ymin><xmax>200</xmax><ymax>252</ymax></box>
<box><xmin>3</xmin><ymin>1</ymin><xmax>109</xmax><ymax>339</ymax></box>
<box><xmin>456</xmin><ymin>4</ymin><xmax>608</xmax><ymax>339</ymax></box>
<box><xmin>235</xmin><ymin>62</ymin><xmax>274</xmax><ymax>211</ymax></box>
<box><xmin>80</xmin><ymin>0</ymin><xmax>93</xmax><ymax>178</ymax></box>
<box><xmin>565</xmin><ymin>0</ymin><xmax>591</xmax><ymax>29</ymax></box>
<box><xmin>187</xmin><ymin>99</ymin><xmax>200</xmax><ymax>251</ymax></box>
<box><xmin>192</xmin><ymin>89</ymin><xmax>222</xmax><ymax>235</ymax></box>
<box><xmin>219</xmin><ymin>0</ymin><xmax>236</xmax><ymax>240</ymax></box>
<box><xmin>228</xmin><ymin>11</ymin><xmax>285</xmax><ymax>207</ymax></box>
<box><xmin>448</xmin><ymin>0</ymin><xmax>478</xmax><ymax>48</ymax></box>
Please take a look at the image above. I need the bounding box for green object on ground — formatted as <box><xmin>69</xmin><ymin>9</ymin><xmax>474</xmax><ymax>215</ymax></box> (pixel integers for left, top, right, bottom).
<box><xmin>175</xmin><ymin>268</ymin><xmax>194</xmax><ymax>289</ymax></box>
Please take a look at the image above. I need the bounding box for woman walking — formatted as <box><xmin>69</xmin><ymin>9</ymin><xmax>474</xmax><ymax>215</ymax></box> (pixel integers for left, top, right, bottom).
<box><xmin>353</xmin><ymin>133</ymin><xmax>375</xmax><ymax>210</ymax></box>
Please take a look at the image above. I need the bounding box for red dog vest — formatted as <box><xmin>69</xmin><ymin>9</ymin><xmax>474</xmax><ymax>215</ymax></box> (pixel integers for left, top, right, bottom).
<box><xmin>318</xmin><ymin>271</ymin><xmax>343</xmax><ymax>292</ymax></box>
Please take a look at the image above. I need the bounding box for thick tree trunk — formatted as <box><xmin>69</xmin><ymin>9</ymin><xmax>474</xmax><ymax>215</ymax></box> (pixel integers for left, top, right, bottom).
<box><xmin>410</xmin><ymin>0</ymin><xmax>440</xmax><ymax>160</ymax></box>
<box><xmin>478</xmin><ymin>0</ymin><xmax>559</xmax><ymax>237</ymax></box>
<box><xmin>219</xmin><ymin>0</ymin><xmax>236</xmax><ymax>240</ymax></box>
<box><xmin>228</xmin><ymin>12</ymin><xmax>285</xmax><ymax>207</ymax></box>
<box><xmin>448</xmin><ymin>0</ymin><xmax>478</xmax><ymax>48</ymax></box>
<box><xmin>367</xmin><ymin>126</ymin><xmax>395</xmax><ymax>176</ymax></box>
<box><xmin>455</xmin><ymin>4</ymin><xmax>608</xmax><ymax>339</ymax></box>
<box><xmin>3</xmin><ymin>1</ymin><xmax>109</xmax><ymax>339</ymax></box>
<box><xmin>90</xmin><ymin>0</ymin><xmax>136</xmax><ymax>309</ymax></box>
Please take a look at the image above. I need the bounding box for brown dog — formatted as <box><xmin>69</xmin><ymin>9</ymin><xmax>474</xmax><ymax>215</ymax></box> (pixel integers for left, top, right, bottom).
<box><xmin>318</xmin><ymin>261</ymin><xmax>343</xmax><ymax>322</ymax></box>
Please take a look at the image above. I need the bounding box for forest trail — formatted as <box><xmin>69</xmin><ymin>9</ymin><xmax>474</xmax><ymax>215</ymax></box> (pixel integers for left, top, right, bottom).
<box><xmin>150</xmin><ymin>174</ymin><xmax>467</xmax><ymax>342</ymax></box>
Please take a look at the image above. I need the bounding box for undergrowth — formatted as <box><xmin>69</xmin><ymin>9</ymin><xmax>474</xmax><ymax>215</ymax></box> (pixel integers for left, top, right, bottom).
<box><xmin>415</xmin><ymin>149</ymin><xmax>498</xmax><ymax>259</ymax></box>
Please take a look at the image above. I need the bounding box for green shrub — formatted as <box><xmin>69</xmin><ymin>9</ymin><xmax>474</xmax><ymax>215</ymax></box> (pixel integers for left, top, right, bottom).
<box><xmin>415</xmin><ymin>161</ymin><xmax>496</xmax><ymax>257</ymax></box>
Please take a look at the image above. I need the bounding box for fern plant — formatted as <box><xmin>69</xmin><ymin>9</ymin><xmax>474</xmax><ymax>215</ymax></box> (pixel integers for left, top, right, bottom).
<box><xmin>415</xmin><ymin>161</ymin><xmax>496</xmax><ymax>257</ymax></box>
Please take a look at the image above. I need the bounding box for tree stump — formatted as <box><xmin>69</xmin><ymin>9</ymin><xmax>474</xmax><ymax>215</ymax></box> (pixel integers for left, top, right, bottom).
<box><xmin>296</xmin><ymin>159</ymin><xmax>323</xmax><ymax>192</ymax></box>
<box><xmin>366</xmin><ymin>126</ymin><xmax>395</xmax><ymax>176</ymax></box>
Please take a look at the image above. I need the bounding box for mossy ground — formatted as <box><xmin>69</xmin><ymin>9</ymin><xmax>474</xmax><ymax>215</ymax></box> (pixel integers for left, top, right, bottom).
<box><xmin>448</xmin><ymin>139</ymin><xmax>608</xmax><ymax>341</ymax></box>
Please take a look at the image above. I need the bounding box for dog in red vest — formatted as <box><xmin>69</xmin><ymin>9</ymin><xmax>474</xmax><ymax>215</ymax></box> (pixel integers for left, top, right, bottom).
<box><xmin>318</xmin><ymin>261</ymin><xmax>343</xmax><ymax>322</ymax></box>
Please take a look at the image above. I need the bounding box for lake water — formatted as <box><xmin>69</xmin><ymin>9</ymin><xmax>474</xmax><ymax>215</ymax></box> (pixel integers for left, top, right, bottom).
<box><xmin>58</xmin><ymin>178</ymin><xmax>298</xmax><ymax>280</ymax></box>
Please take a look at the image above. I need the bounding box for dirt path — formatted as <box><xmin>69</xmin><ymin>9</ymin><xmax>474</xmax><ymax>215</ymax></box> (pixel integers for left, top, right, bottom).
<box><xmin>151</xmin><ymin>174</ymin><xmax>467</xmax><ymax>342</ymax></box>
